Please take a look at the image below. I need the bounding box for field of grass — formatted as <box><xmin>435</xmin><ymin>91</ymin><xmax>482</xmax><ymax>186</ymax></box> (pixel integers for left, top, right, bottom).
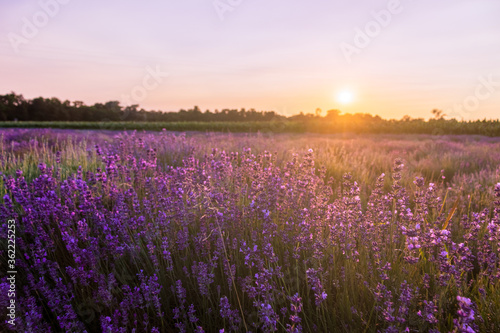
<box><xmin>2</xmin><ymin>119</ymin><xmax>500</xmax><ymax>136</ymax></box>
<box><xmin>1</xmin><ymin>128</ymin><xmax>500</xmax><ymax>332</ymax></box>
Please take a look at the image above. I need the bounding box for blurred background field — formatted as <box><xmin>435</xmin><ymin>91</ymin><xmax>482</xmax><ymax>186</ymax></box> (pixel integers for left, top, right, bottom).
<box><xmin>2</xmin><ymin>128</ymin><xmax>499</xmax><ymax>210</ymax></box>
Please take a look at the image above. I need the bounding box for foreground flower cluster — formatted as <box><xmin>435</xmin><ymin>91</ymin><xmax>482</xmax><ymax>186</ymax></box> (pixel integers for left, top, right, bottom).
<box><xmin>0</xmin><ymin>131</ymin><xmax>499</xmax><ymax>332</ymax></box>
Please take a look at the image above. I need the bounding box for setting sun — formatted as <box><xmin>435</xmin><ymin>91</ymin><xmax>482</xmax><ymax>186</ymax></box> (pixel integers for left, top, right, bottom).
<box><xmin>336</xmin><ymin>90</ymin><xmax>355</xmax><ymax>105</ymax></box>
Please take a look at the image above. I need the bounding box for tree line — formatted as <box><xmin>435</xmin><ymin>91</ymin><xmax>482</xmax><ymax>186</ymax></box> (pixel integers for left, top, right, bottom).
<box><xmin>2</xmin><ymin>92</ymin><xmax>500</xmax><ymax>136</ymax></box>
<box><xmin>0</xmin><ymin>92</ymin><xmax>283</xmax><ymax>122</ymax></box>
<box><xmin>0</xmin><ymin>92</ymin><xmax>402</xmax><ymax>124</ymax></box>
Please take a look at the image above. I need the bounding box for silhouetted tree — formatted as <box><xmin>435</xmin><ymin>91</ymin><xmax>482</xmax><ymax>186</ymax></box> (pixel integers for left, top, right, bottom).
<box><xmin>431</xmin><ymin>109</ymin><xmax>445</xmax><ymax>120</ymax></box>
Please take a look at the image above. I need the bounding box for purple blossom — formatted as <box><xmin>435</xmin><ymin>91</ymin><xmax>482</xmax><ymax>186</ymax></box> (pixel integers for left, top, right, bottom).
<box><xmin>0</xmin><ymin>129</ymin><xmax>498</xmax><ymax>332</ymax></box>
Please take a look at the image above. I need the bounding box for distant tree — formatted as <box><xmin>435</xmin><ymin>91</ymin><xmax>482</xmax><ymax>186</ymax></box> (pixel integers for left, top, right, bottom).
<box><xmin>104</xmin><ymin>101</ymin><xmax>121</xmax><ymax>112</ymax></box>
<box><xmin>0</xmin><ymin>92</ymin><xmax>26</xmax><ymax>120</ymax></box>
<box><xmin>123</xmin><ymin>105</ymin><xmax>139</xmax><ymax>121</ymax></box>
<box><xmin>431</xmin><ymin>109</ymin><xmax>445</xmax><ymax>120</ymax></box>
<box><xmin>325</xmin><ymin>109</ymin><xmax>341</xmax><ymax>120</ymax></box>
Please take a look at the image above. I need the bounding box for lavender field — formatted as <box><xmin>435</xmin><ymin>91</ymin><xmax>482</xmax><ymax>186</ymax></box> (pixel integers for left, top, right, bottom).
<box><xmin>1</xmin><ymin>128</ymin><xmax>500</xmax><ymax>332</ymax></box>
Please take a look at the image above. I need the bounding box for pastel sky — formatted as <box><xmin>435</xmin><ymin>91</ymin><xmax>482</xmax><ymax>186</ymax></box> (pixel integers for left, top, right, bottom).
<box><xmin>1</xmin><ymin>0</ymin><xmax>499</xmax><ymax>119</ymax></box>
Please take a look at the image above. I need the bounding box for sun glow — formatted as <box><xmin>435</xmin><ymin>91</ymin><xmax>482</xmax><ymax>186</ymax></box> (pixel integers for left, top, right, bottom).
<box><xmin>336</xmin><ymin>90</ymin><xmax>355</xmax><ymax>105</ymax></box>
